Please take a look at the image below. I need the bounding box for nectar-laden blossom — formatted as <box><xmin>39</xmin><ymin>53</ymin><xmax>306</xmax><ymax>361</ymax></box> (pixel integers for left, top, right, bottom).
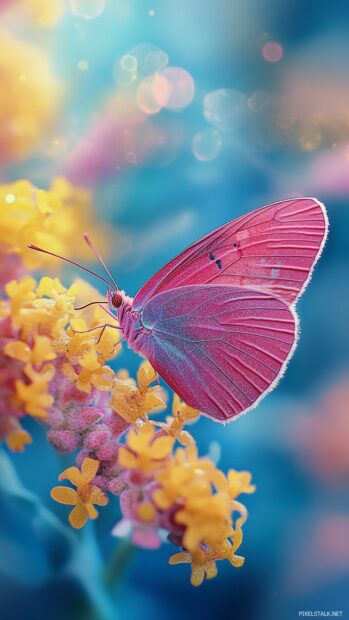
<box><xmin>51</xmin><ymin>457</ymin><xmax>108</xmax><ymax>528</ymax></box>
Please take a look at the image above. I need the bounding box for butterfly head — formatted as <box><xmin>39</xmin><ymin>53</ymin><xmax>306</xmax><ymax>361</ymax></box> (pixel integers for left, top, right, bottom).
<box><xmin>110</xmin><ymin>291</ymin><xmax>123</xmax><ymax>308</ymax></box>
<box><xmin>107</xmin><ymin>287</ymin><xmax>132</xmax><ymax>314</ymax></box>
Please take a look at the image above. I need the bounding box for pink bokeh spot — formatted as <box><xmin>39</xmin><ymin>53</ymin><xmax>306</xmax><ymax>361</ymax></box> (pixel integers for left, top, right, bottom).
<box><xmin>152</xmin><ymin>67</ymin><xmax>195</xmax><ymax>110</ymax></box>
<box><xmin>262</xmin><ymin>41</ymin><xmax>283</xmax><ymax>63</ymax></box>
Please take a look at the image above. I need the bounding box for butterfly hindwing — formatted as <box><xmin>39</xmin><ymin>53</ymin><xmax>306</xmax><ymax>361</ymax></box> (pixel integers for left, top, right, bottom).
<box><xmin>133</xmin><ymin>198</ymin><xmax>328</xmax><ymax>310</ymax></box>
<box><xmin>139</xmin><ymin>284</ymin><xmax>297</xmax><ymax>422</ymax></box>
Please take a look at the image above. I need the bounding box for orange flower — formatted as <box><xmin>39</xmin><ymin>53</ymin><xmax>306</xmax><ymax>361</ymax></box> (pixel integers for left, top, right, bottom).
<box><xmin>51</xmin><ymin>458</ymin><xmax>108</xmax><ymax>528</ymax></box>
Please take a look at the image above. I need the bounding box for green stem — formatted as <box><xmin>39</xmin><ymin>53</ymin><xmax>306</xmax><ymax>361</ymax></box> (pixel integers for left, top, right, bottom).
<box><xmin>103</xmin><ymin>540</ymin><xmax>135</xmax><ymax>591</ymax></box>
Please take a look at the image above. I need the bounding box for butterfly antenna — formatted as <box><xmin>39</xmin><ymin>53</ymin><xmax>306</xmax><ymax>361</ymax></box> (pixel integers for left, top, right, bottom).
<box><xmin>75</xmin><ymin>301</ymin><xmax>108</xmax><ymax>311</ymax></box>
<box><xmin>27</xmin><ymin>244</ymin><xmax>116</xmax><ymax>290</ymax></box>
<box><xmin>83</xmin><ymin>233</ymin><xmax>118</xmax><ymax>291</ymax></box>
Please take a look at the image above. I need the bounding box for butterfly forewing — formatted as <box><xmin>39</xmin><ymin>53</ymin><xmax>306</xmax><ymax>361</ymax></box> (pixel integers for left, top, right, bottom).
<box><xmin>133</xmin><ymin>198</ymin><xmax>328</xmax><ymax>310</ymax></box>
<box><xmin>139</xmin><ymin>285</ymin><xmax>297</xmax><ymax>422</ymax></box>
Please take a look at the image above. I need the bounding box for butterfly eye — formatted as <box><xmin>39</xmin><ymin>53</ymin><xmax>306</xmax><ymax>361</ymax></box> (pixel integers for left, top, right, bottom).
<box><xmin>111</xmin><ymin>293</ymin><xmax>122</xmax><ymax>308</ymax></box>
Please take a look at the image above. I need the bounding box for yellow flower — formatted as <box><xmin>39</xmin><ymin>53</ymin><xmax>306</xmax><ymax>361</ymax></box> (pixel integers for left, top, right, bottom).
<box><xmin>175</xmin><ymin>492</ymin><xmax>233</xmax><ymax>552</ymax></box>
<box><xmin>153</xmin><ymin>445</ymin><xmax>215</xmax><ymax>510</ymax></box>
<box><xmin>172</xmin><ymin>393</ymin><xmax>199</xmax><ymax>424</ymax></box>
<box><xmin>5</xmin><ymin>277</ymin><xmax>36</xmax><ymax>326</ymax></box>
<box><xmin>0</xmin><ymin>177</ymin><xmax>114</xmax><ymax>271</ymax></box>
<box><xmin>15</xmin><ymin>363</ymin><xmax>55</xmax><ymax>418</ymax></box>
<box><xmin>118</xmin><ymin>422</ymin><xmax>174</xmax><ymax>474</ymax></box>
<box><xmin>226</xmin><ymin>470</ymin><xmax>256</xmax><ymax>499</ymax></box>
<box><xmin>51</xmin><ymin>458</ymin><xmax>108</xmax><ymax>528</ymax></box>
<box><xmin>62</xmin><ymin>356</ymin><xmax>115</xmax><ymax>394</ymax></box>
<box><xmin>169</xmin><ymin>532</ymin><xmax>245</xmax><ymax>586</ymax></box>
<box><xmin>6</xmin><ymin>276</ymin><xmax>76</xmax><ymax>338</ymax></box>
<box><xmin>136</xmin><ymin>501</ymin><xmax>157</xmax><ymax>523</ymax></box>
<box><xmin>153</xmin><ymin>394</ymin><xmax>198</xmax><ymax>446</ymax></box>
<box><xmin>4</xmin><ymin>336</ymin><xmax>56</xmax><ymax>365</ymax></box>
<box><xmin>6</xmin><ymin>429</ymin><xmax>32</xmax><ymax>452</ymax></box>
<box><xmin>210</xmin><ymin>467</ymin><xmax>256</xmax><ymax>501</ymax></box>
<box><xmin>111</xmin><ymin>361</ymin><xmax>166</xmax><ymax>424</ymax></box>
<box><xmin>169</xmin><ymin>549</ymin><xmax>218</xmax><ymax>587</ymax></box>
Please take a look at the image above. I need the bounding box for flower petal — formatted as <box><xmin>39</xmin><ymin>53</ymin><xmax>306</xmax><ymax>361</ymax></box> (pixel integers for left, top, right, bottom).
<box><xmin>69</xmin><ymin>503</ymin><xmax>88</xmax><ymax>528</ymax></box>
<box><xmin>59</xmin><ymin>466</ymin><xmax>83</xmax><ymax>486</ymax></box>
<box><xmin>81</xmin><ymin>457</ymin><xmax>100</xmax><ymax>483</ymax></box>
<box><xmin>85</xmin><ymin>503</ymin><xmax>98</xmax><ymax>519</ymax></box>
<box><xmin>90</xmin><ymin>486</ymin><xmax>108</xmax><ymax>506</ymax></box>
<box><xmin>51</xmin><ymin>486</ymin><xmax>78</xmax><ymax>505</ymax></box>
<box><xmin>205</xmin><ymin>561</ymin><xmax>218</xmax><ymax>580</ymax></box>
<box><xmin>118</xmin><ymin>447</ymin><xmax>138</xmax><ymax>469</ymax></box>
<box><xmin>191</xmin><ymin>565</ymin><xmax>205</xmax><ymax>587</ymax></box>
<box><xmin>151</xmin><ymin>435</ymin><xmax>174</xmax><ymax>459</ymax></box>
<box><xmin>169</xmin><ymin>552</ymin><xmax>191</xmax><ymax>565</ymax></box>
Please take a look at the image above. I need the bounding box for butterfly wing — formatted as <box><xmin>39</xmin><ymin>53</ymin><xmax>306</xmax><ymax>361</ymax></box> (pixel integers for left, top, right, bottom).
<box><xmin>138</xmin><ymin>284</ymin><xmax>297</xmax><ymax>422</ymax></box>
<box><xmin>133</xmin><ymin>198</ymin><xmax>328</xmax><ymax>310</ymax></box>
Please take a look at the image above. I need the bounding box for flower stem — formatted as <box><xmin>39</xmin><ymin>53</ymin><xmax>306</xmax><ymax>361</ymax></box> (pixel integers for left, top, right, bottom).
<box><xmin>103</xmin><ymin>540</ymin><xmax>135</xmax><ymax>590</ymax></box>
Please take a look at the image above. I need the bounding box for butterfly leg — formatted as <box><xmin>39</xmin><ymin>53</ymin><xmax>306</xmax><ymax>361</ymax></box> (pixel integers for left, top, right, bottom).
<box><xmin>72</xmin><ymin>323</ymin><xmax>122</xmax><ymax>345</ymax></box>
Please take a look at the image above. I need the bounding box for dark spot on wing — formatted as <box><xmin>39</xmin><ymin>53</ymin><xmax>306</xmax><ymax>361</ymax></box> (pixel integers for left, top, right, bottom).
<box><xmin>209</xmin><ymin>252</ymin><xmax>216</xmax><ymax>261</ymax></box>
<box><xmin>233</xmin><ymin>242</ymin><xmax>237</xmax><ymax>247</ymax></box>
<box><xmin>216</xmin><ymin>259</ymin><xmax>222</xmax><ymax>269</ymax></box>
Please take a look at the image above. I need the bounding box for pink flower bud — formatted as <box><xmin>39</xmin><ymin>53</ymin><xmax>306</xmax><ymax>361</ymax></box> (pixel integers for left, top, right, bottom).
<box><xmin>132</xmin><ymin>526</ymin><xmax>161</xmax><ymax>549</ymax></box>
<box><xmin>46</xmin><ymin>407</ymin><xmax>65</xmax><ymax>429</ymax></box>
<box><xmin>67</xmin><ymin>406</ymin><xmax>103</xmax><ymax>431</ymax></box>
<box><xmin>93</xmin><ymin>474</ymin><xmax>109</xmax><ymax>491</ymax></box>
<box><xmin>120</xmin><ymin>489</ymin><xmax>138</xmax><ymax>519</ymax></box>
<box><xmin>61</xmin><ymin>384</ymin><xmax>90</xmax><ymax>405</ymax></box>
<box><xmin>95</xmin><ymin>440</ymin><xmax>117</xmax><ymax>461</ymax></box>
<box><xmin>47</xmin><ymin>429</ymin><xmax>80</xmax><ymax>453</ymax></box>
<box><xmin>85</xmin><ymin>425</ymin><xmax>111</xmax><ymax>450</ymax></box>
<box><xmin>108</xmin><ymin>476</ymin><xmax>125</xmax><ymax>495</ymax></box>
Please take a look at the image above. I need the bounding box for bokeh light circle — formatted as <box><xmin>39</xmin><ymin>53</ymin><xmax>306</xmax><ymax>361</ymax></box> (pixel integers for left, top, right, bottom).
<box><xmin>137</xmin><ymin>77</ymin><xmax>162</xmax><ymax>115</ymax></box>
<box><xmin>120</xmin><ymin>54</ymin><xmax>138</xmax><ymax>73</ymax></box>
<box><xmin>144</xmin><ymin>50</ymin><xmax>169</xmax><ymax>73</ymax></box>
<box><xmin>192</xmin><ymin>128</ymin><xmax>222</xmax><ymax>162</ymax></box>
<box><xmin>203</xmin><ymin>89</ymin><xmax>248</xmax><ymax>132</ymax></box>
<box><xmin>70</xmin><ymin>0</ymin><xmax>106</xmax><ymax>20</ymax></box>
<box><xmin>152</xmin><ymin>67</ymin><xmax>195</xmax><ymax>111</ymax></box>
<box><xmin>262</xmin><ymin>41</ymin><xmax>283</xmax><ymax>63</ymax></box>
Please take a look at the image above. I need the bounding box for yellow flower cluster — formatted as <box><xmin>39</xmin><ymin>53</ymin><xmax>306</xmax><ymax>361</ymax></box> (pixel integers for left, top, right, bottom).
<box><xmin>1</xmin><ymin>275</ymin><xmax>120</xmax><ymax>447</ymax></box>
<box><xmin>0</xmin><ymin>177</ymin><xmax>112</xmax><ymax>271</ymax></box>
<box><xmin>117</xmin><ymin>402</ymin><xmax>255</xmax><ymax>586</ymax></box>
<box><xmin>50</xmin><ymin>367</ymin><xmax>255</xmax><ymax>586</ymax></box>
<box><xmin>0</xmin><ymin>31</ymin><xmax>60</xmax><ymax>164</ymax></box>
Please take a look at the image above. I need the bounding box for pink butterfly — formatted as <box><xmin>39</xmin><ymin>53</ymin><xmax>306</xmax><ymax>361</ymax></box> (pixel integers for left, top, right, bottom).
<box><xmin>30</xmin><ymin>197</ymin><xmax>328</xmax><ymax>423</ymax></box>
